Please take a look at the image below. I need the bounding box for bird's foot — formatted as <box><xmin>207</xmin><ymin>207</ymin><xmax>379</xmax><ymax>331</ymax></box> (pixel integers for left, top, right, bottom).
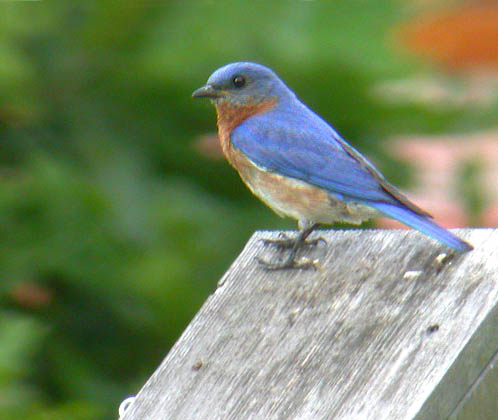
<box><xmin>262</xmin><ymin>233</ymin><xmax>327</xmax><ymax>250</ymax></box>
<box><xmin>258</xmin><ymin>226</ymin><xmax>326</xmax><ymax>270</ymax></box>
<box><xmin>256</xmin><ymin>255</ymin><xmax>318</xmax><ymax>271</ymax></box>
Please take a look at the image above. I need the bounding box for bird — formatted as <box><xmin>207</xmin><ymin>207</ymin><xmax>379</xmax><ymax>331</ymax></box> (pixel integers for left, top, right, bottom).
<box><xmin>192</xmin><ymin>62</ymin><xmax>473</xmax><ymax>269</ymax></box>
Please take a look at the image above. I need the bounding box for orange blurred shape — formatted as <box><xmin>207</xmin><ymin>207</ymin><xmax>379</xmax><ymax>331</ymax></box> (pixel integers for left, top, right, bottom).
<box><xmin>9</xmin><ymin>282</ymin><xmax>53</xmax><ymax>309</ymax></box>
<box><xmin>398</xmin><ymin>3</ymin><xmax>498</xmax><ymax>71</ymax></box>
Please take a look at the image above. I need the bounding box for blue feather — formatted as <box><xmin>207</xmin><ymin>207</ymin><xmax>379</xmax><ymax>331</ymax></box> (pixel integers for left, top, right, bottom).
<box><xmin>369</xmin><ymin>202</ymin><xmax>473</xmax><ymax>252</ymax></box>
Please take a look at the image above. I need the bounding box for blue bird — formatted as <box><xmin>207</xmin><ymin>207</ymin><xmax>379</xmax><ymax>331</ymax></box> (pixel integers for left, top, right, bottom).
<box><xmin>193</xmin><ymin>62</ymin><xmax>473</xmax><ymax>269</ymax></box>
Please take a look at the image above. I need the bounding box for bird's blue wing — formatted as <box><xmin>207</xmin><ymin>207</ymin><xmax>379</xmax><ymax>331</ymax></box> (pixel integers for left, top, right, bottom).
<box><xmin>231</xmin><ymin>107</ymin><xmax>428</xmax><ymax>215</ymax></box>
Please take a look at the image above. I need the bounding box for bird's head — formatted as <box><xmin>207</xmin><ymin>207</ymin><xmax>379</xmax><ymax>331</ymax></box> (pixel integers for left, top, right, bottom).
<box><xmin>192</xmin><ymin>62</ymin><xmax>291</xmax><ymax>106</ymax></box>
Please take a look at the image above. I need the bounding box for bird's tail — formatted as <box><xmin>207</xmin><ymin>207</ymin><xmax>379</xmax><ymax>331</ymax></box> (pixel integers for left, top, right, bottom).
<box><xmin>370</xmin><ymin>202</ymin><xmax>473</xmax><ymax>252</ymax></box>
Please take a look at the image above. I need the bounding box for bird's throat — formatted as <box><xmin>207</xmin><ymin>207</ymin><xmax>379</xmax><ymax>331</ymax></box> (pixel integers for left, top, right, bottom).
<box><xmin>215</xmin><ymin>98</ymin><xmax>277</xmax><ymax>137</ymax></box>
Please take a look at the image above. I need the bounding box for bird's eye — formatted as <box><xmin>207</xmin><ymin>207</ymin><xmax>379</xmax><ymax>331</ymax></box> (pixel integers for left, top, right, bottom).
<box><xmin>232</xmin><ymin>75</ymin><xmax>246</xmax><ymax>88</ymax></box>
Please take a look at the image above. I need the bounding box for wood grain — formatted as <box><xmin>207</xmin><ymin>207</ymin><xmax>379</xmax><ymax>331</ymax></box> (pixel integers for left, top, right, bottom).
<box><xmin>120</xmin><ymin>228</ymin><xmax>498</xmax><ymax>420</ymax></box>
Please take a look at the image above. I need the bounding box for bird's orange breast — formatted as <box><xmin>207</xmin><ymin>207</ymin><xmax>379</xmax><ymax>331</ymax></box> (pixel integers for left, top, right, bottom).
<box><xmin>214</xmin><ymin>99</ymin><xmax>276</xmax><ymax>167</ymax></box>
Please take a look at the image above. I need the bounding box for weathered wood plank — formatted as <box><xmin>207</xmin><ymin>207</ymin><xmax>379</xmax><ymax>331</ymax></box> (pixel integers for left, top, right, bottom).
<box><xmin>120</xmin><ymin>228</ymin><xmax>498</xmax><ymax>420</ymax></box>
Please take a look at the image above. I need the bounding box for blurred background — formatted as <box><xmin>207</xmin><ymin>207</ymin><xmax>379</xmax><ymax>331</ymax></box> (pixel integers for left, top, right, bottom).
<box><xmin>0</xmin><ymin>0</ymin><xmax>497</xmax><ymax>419</ymax></box>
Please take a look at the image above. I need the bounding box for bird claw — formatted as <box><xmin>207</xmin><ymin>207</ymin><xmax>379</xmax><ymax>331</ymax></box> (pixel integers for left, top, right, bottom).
<box><xmin>262</xmin><ymin>235</ymin><xmax>327</xmax><ymax>250</ymax></box>
<box><xmin>310</xmin><ymin>237</ymin><xmax>327</xmax><ymax>247</ymax></box>
<box><xmin>261</xmin><ymin>234</ymin><xmax>295</xmax><ymax>249</ymax></box>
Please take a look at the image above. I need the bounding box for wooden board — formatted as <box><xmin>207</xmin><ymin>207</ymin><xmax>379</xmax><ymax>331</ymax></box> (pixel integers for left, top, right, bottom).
<box><xmin>120</xmin><ymin>228</ymin><xmax>498</xmax><ymax>420</ymax></box>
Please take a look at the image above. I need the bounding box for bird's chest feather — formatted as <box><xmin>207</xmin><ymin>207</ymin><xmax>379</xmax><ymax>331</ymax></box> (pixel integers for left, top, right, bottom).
<box><xmin>215</xmin><ymin>99</ymin><xmax>275</xmax><ymax>166</ymax></box>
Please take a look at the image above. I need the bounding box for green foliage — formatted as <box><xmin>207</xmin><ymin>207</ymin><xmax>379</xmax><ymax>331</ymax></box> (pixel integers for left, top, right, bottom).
<box><xmin>0</xmin><ymin>1</ymin><xmax>494</xmax><ymax>418</ymax></box>
<box><xmin>457</xmin><ymin>159</ymin><xmax>488</xmax><ymax>225</ymax></box>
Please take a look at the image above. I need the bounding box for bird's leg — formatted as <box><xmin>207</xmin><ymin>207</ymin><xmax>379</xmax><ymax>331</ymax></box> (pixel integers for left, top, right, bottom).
<box><xmin>258</xmin><ymin>223</ymin><xmax>325</xmax><ymax>270</ymax></box>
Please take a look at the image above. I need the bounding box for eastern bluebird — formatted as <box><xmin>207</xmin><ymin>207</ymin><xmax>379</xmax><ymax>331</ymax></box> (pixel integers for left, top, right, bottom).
<box><xmin>193</xmin><ymin>62</ymin><xmax>473</xmax><ymax>269</ymax></box>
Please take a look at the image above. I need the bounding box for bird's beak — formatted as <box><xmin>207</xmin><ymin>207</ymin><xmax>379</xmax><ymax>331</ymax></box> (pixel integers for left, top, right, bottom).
<box><xmin>192</xmin><ymin>84</ymin><xmax>222</xmax><ymax>99</ymax></box>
